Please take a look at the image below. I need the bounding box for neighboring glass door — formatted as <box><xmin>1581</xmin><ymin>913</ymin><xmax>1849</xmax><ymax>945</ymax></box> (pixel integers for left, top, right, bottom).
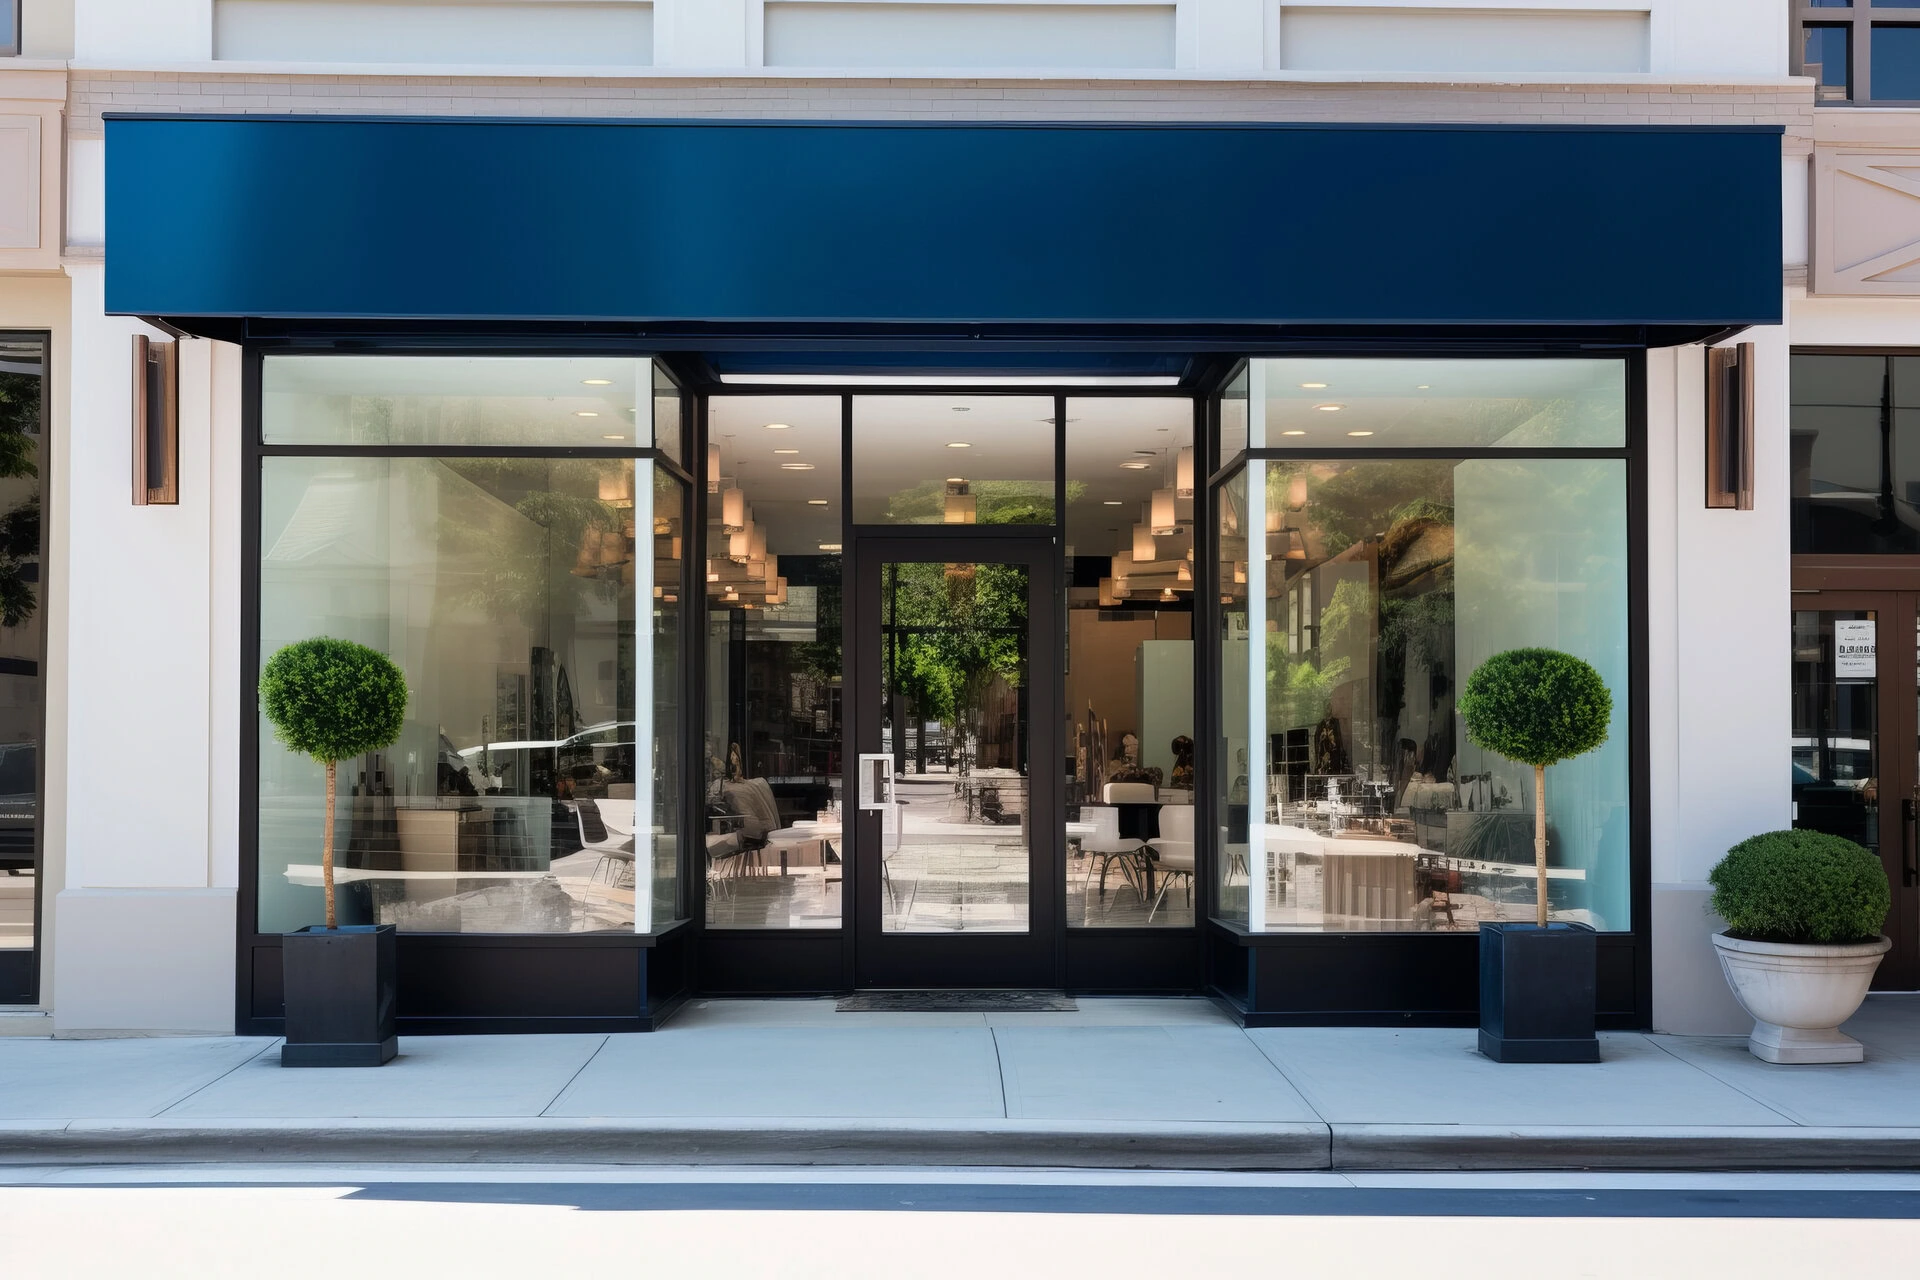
<box><xmin>851</xmin><ymin>536</ymin><xmax>1059</xmax><ymax>988</ymax></box>
<box><xmin>1791</xmin><ymin>593</ymin><xmax>1920</xmax><ymax>988</ymax></box>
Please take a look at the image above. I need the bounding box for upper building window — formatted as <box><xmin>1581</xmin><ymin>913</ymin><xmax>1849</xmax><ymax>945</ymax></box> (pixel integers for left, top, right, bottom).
<box><xmin>1796</xmin><ymin>2</ymin><xmax>1920</xmax><ymax>103</ymax></box>
<box><xmin>2</xmin><ymin>1</ymin><xmax>19</xmax><ymax>57</ymax></box>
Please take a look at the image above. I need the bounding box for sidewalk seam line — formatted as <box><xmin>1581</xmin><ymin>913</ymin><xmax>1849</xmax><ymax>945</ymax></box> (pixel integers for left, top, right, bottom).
<box><xmin>151</xmin><ymin>1039</ymin><xmax>283</xmax><ymax>1118</ymax></box>
<box><xmin>1644</xmin><ymin>1033</ymin><xmax>1802</xmax><ymax>1126</ymax></box>
<box><xmin>1238</xmin><ymin>1028</ymin><xmax>1335</xmax><ymax>1126</ymax></box>
<box><xmin>538</xmin><ymin>1035</ymin><xmax>611</xmax><ymax>1118</ymax></box>
<box><xmin>990</xmin><ymin>1026</ymin><xmax>1009</xmax><ymax>1120</ymax></box>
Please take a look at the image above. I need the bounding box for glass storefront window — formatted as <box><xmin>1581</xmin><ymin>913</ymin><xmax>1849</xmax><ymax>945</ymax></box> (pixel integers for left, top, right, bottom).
<box><xmin>1219</xmin><ymin>365</ymin><xmax>1249</xmax><ymax>468</ymax></box>
<box><xmin>1790</xmin><ymin>352</ymin><xmax>1920</xmax><ymax>554</ymax></box>
<box><xmin>1063</xmin><ymin>398</ymin><xmax>1196</xmax><ymax>927</ymax></box>
<box><xmin>1248</xmin><ymin>357</ymin><xmax>1625</xmax><ymax>450</ymax></box>
<box><xmin>263</xmin><ymin>356</ymin><xmax>670</xmax><ymax>448</ymax></box>
<box><xmin>1214</xmin><ymin>465</ymin><xmax>1252</xmax><ymax>930</ymax></box>
<box><xmin>851</xmin><ymin>395</ymin><xmax>1056</xmax><ymax>525</ymax></box>
<box><xmin>705</xmin><ymin>396</ymin><xmax>844</xmax><ymax>928</ymax></box>
<box><xmin>258</xmin><ymin>453</ymin><xmax>685</xmax><ymax>934</ymax></box>
<box><xmin>0</xmin><ymin>334</ymin><xmax>43</xmax><ymax>996</ymax></box>
<box><xmin>1212</xmin><ymin>359</ymin><xmax>1632</xmax><ymax>935</ymax></box>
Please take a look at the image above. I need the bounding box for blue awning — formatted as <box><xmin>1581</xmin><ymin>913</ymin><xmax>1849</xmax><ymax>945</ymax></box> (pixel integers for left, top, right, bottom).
<box><xmin>105</xmin><ymin>116</ymin><xmax>1783</xmax><ymax>334</ymax></box>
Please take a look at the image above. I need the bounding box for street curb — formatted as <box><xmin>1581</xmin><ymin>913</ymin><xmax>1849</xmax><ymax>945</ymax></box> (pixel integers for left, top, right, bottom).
<box><xmin>0</xmin><ymin>1119</ymin><xmax>1335</xmax><ymax>1170</ymax></box>
<box><xmin>1330</xmin><ymin>1124</ymin><xmax>1920</xmax><ymax>1171</ymax></box>
<box><xmin>4</xmin><ymin>1119</ymin><xmax>1920</xmax><ymax>1170</ymax></box>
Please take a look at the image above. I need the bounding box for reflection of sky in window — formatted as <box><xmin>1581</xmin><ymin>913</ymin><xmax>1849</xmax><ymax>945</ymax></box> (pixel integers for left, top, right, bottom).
<box><xmin>1874</xmin><ymin>25</ymin><xmax>1920</xmax><ymax>99</ymax></box>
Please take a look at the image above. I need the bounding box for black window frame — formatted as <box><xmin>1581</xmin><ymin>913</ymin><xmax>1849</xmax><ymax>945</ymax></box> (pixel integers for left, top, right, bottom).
<box><xmin>1794</xmin><ymin>2</ymin><xmax>1920</xmax><ymax>104</ymax></box>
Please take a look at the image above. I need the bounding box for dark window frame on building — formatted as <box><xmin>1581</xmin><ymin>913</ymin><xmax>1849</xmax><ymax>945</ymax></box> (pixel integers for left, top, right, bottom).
<box><xmin>0</xmin><ymin>329</ymin><xmax>49</xmax><ymax>1005</ymax></box>
<box><xmin>1794</xmin><ymin>2</ymin><xmax>1920</xmax><ymax>104</ymax></box>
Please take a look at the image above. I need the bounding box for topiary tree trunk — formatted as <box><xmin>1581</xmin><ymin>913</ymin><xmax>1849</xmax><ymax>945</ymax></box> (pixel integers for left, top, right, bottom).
<box><xmin>260</xmin><ymin>638</ymin><xmax>409</xmax><ymax>931</ymax></box>
<box><xmin>1458</xmin><ymin>647</ymin><xmax>1612</xmax><ymax>930</ymax></box>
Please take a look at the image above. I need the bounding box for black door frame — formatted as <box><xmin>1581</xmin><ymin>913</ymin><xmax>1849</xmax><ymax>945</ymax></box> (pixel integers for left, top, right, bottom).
<box><xmin>849</xmin><ymin>531</ymin><xmax>1062</xmax><ymax>989</ymax></box>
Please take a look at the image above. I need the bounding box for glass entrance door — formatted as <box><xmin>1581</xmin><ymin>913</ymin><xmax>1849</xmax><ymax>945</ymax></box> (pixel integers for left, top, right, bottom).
<box><xmin>851</xmin><ymin>536</ymin><xmax>1059</xmax><ymax>988</ymax></box>
<box><xmin>1791</xmin><ymin>592</ymin><xmax>1920</xmax><ymax>988</ymax></box>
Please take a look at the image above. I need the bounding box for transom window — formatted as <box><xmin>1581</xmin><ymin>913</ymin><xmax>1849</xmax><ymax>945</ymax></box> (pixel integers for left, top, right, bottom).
<box><xmin>1797</xmin><ymin>1</ymin><xmax>1920</xmax><ymax>103</ymax></box>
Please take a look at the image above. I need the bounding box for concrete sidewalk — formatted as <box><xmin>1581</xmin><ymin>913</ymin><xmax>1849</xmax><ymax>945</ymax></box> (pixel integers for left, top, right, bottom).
<box><xmin>2</xmin><ymin>995</ymin><xmax>1918</xmax><ymax>1171</ymax></box>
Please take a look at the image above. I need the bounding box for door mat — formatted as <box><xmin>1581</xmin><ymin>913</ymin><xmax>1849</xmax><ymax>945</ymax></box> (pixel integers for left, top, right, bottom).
<box><xmin>836</xmin><ymin>991</ymin><xmax>1079</xmax><ymax>1013</ymax></box>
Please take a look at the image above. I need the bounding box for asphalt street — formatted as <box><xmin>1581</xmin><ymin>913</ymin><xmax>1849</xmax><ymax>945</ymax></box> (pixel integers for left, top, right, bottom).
<box><xmin>3</xmin><ymin>1167</ymin><xmax>1917</xmax><ymax>1279</ymax></box>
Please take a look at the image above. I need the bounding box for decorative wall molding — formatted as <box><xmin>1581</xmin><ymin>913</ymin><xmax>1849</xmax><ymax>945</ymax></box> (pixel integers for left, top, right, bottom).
<box><xmin>1814</xmin><ymin>146</ymin><xmax>1920</xmax><ymax>296</ymax></box>
<box><xmin>0</xmin><ymin>69</ymin><xmax>68</xmax><ymax>272</ymax></box>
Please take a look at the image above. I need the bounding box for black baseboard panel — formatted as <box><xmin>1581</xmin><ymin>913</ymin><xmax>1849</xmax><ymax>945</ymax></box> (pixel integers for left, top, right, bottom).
<box><xmin>1206</xmin><ymin>922</ymin><xmax>1648</xmax><ymax>1030</ymax></box>
<box><xmin>240</xmin><ymin>929</ymin><xmax>690</xmax><ymax>1036</ymax></box>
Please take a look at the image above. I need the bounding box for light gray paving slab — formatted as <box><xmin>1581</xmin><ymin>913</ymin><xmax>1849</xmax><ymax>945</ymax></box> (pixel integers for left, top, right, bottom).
<box><xmin>161</xmin><ymin>1035</ymin><xmax>607</xmax><ymax>1119</ymax></box>
<box><xmin>983</xmin><ymin>998</ymin><xmax>1234</xmax><ymax>1028</ymax></box>
<box><xmin>1247</xmin><ymin>1028</ymin><xmax>1794</xmax><ymax>1127</ymax></box>
<box><xmin>0</xmin><ymin>1037</ymin><xmax>277</xmax><ymax>1120</ymax></box>
<box><xmin>1651</xmin><ymin>996</ymin><xmax>1920</xmax><ymax>1128</ymax></box>
<box><xmin>995</xmin><ymin>1026</ymin><xmax>1321</xmax><ymax>1122</ymax></box>
<box><xmin>546</xmin><ymin>1027</ymin><xmax>1006</xmax><ymax>1119</ymax></box>
<box><xmin>667</xmin><ymin>999</ymin><xmax>987</xmax><ymax>1030</ymax></box>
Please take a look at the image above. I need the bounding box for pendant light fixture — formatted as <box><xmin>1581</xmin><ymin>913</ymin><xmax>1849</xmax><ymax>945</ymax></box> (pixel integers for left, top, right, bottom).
<box><xmin>707</xmin><ymin>443</ymin><xmax>722</xmax><ymax>494</ymax></box>
<box><xmin>1176</xmin><ymin>446</ymin><xmax>1194</xmax><ymax>498</ymax></box>
<box><xmin>721</xmin><ymin>484</ymin><xmax>745</xmax><ymax>533</ymax></box>
<box><xmin>1151</xmin><ymin>485</ymin><xmax>1177</xmax><ymax>535</ymax></box>
<box><xmin>1132</xmin><ymin>521</ymin><xmax>1156</xmax><ymax>563</ymax></box>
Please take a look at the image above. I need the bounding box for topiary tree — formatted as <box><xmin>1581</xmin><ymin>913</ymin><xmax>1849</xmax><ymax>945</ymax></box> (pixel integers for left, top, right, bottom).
<box><xmin>1457</xmin><ymin>647</ymin><xmax>1612</xmax><ymax>927</ymax></box>
<box><xmin>1710</xmin><ymin>830</ymin><xmax>1889</xmax><ymax>945</ymax></box>
<box><xmin>260</xmin><ymin>638</ymin><xmax>408</xmax><ymax>930</ymax></box>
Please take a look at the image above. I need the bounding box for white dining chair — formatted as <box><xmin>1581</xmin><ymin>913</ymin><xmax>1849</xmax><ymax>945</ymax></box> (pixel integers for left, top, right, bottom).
<box><xmin>1146</xmin><ymin>803</ymin><xmax>1196</xmax><ymax>923</ymax></box>
<box><xmin>1078</xmin><ymin>804</ymin><xmax>1145</xmax><ymax>911</ymax></box>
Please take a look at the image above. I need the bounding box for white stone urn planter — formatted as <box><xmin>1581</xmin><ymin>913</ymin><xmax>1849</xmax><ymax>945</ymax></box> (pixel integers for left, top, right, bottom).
<box><xmin>1711</xmin><ymin>933</ymin><xmax>1891</xmax><ymax>1064</ymax></box>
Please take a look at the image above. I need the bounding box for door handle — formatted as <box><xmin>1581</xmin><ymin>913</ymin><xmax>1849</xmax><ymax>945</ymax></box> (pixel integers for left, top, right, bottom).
<box><xmin>1905</xmin><ymin>798</ymin><xmax>1919</xmax><ymax>889</ymax></box>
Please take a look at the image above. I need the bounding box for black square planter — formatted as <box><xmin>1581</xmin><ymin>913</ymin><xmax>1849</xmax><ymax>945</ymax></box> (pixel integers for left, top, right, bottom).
<box><xmin>281</xmin><ymin>924</ymin><xmax>398</xmax><ymax>1067</ymax></box>
<box><xmin>1478</xmin><ymin>921</ymin><xmax>1599</xmax><ymax>1063</ymax></box>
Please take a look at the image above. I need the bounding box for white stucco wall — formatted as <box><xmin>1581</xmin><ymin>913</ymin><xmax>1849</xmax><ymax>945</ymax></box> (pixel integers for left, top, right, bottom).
<box><xmin>49</xmin><ymin>265</ymin><xmax>238</xmax><ymax>1034</ymax></box>
<box><xmin>67</xmin><ymin>0</ymin><xmax>1789</xmax><ymax>78</ymax></box>
<box><xmin>1645</xmin><ymin>314</ymin><xmax>1796</xmax><ymax>1034</ymax></box>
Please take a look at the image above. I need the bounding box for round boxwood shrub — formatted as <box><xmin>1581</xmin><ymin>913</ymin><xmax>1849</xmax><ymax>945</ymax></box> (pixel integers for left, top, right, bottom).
<box><xmin>1709</xmin><ymin>830</ymin><xmax>1890</xmax><ymax>945</ymax></box>
<box><xmin>1457</xmin><ymin>648</ymin><xmax>1612</xmax><ymax>769</ymax></box>
<box><xmin>260</xmin><ymin>637</ymin><xmax>408</xmax><ymax>929</ymax></box>
<box><xmin>1457</xmin><ymin>648</ymin><xmax>1612</xmax><ymax>927</ymax></box>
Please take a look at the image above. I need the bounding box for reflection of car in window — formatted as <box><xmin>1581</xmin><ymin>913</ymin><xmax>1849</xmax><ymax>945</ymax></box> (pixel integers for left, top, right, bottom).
<box><xmin>457</xmin><ymin>722</ymin><xmax>637</xmax><ymax>796</ymax></box>
<box><xmin>1792</xmin><ymin>736</ymin><xmax>1878</xmax><ymax>847</ymax></box>
<box><xmin>0</xmin><ymin>741</ymin><xmax>35</xmax><ymax>872</ymax></box>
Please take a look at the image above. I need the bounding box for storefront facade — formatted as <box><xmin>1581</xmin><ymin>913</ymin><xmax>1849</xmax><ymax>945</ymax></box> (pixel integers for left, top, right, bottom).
<box><xmin>1</xmin><ymin>0</ymin><xmax>1818</xmax><ymax>1039</ymax></box>
<box><xmin>83</xmin><ymin>114</ymin><xmax>1775</xmax><ymax>1032</ymax></box>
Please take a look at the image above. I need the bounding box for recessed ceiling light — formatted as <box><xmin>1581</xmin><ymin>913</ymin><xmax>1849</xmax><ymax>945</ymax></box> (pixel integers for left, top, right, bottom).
<box><xmin>1120</xmin><ymin>461</ymin><xmax>1152</xmax><ymax>470</ymax></box>
<box><xmin>819</xmin><ymin>542</ymin><xmax>843</xmax><ymax>551</ymax></box>
<box><xmin>807</xmin><ymin>499</ymin><xmax>829</xmax><ymax>506</ymax></box>
<box><xmin>1315</xmin><ymin>404</ymin><xmax>1345</xmax><ymax>412</ymax></box>
<box><xmin>1300</xmin><ymin>382</ymin><xmax>1328</xmax><ymax>389</ymax></box>
<box><xmin>601</xmin><ymin>434</ymin><xmax>627</xmax><ymax>441</ymax></box>
<box><xmin>947</xmin><ymin>441</ymin><xmax>971</xmax><ymax>449</ymax></box>
<box><xmin>581</xmin><ymin>378</ymin><xmax>613</xmax><ymax>386</ymax></box>
<box><xmin>1347</xmin><ymin>430</ymin><xmax>1375</xmax><ymax>438</ymax></box>
<box><xmin>780</xmin><ymin>462</ymin><xmax>816</xmax><ymax>471</ymax></box>
<box><xmin>1133</xmin><ymin>449</ymin><xmax>1158</xmax><ymax>456</ymax></box>
<box><xmin>764</xmin><ymin>422</ymin><xmax>791</xmax><ymax>430</ymax></box>
<box><xmin>1416</xmin><ymin>384</ymin><xmax>1431</xmax><ymax>390</ymax></box>
<box><xmin>1281</xmin><ymin>430</ymin><xmax>1308</xmax><ymax>437</ymax></box>
<box><xmin>946</xmin><ymin>477</ymin><xmax>966</xmax><ymax>484</ymax></box>
<box><xmin>574</xmin><ymin>411</ymin><xmax>599</xmax><ymax>418</ymax></box>
<box><xmin>1102</xmin><ymin>500</ymin><xmax>1123</xmax><ymax>505</ymax></box>
<box><xmin>774</xmin><ymin>449</ymin><xmax>800</xmax><ymax>455</ymax></box>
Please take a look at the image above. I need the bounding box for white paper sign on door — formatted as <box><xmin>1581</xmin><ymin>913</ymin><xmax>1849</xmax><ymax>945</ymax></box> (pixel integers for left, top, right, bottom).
<box><xmin>1835</xmin><ymin>618</ymin><xmax>1877</xmax><ymax>680</ymax></box>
